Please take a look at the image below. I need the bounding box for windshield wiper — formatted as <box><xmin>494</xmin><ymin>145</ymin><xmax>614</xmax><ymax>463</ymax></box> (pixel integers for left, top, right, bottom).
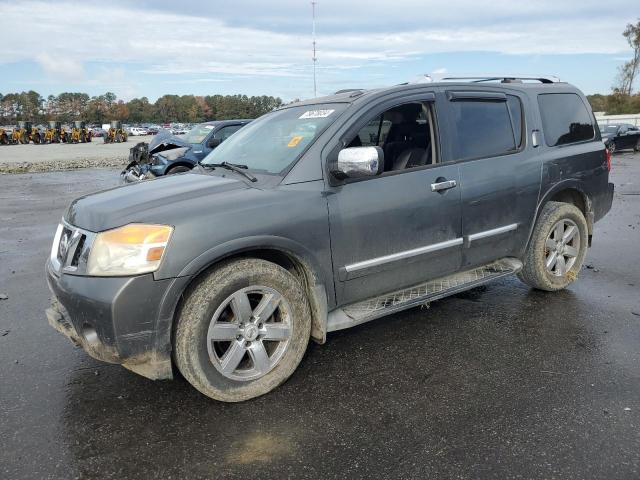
<box><xmin>200</xmin><ymin>161</ymin><xmax>257</xmax><ymax>182</ymax></box>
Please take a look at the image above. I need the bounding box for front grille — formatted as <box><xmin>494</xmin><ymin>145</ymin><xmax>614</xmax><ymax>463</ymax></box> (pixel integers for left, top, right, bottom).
<box><xmin>52</xmin><ymin>222</ymin><xmax>90</xmax><ymax>273</ymax></box>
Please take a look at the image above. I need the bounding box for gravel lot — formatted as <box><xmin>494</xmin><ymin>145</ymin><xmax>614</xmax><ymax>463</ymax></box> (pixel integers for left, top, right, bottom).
<box><xmin>0</xmin><ymin>135</ymin><xmax>154</xmax><ymax>173</ymax></box>
<box><xmin>1</xmin><ymin>153</ymin><xmax>639</xmax><ymax>479</ymax></box>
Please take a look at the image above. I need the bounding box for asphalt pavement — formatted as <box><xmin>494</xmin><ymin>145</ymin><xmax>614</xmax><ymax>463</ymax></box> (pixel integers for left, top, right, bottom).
<box><xmin>1</xmin><ymin>154</ymin><xmax>639</xmax><ymax>479</ymax></box>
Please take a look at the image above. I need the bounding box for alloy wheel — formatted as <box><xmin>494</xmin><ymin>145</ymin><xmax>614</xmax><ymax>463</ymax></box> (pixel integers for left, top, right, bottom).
<box><xmin>206</xmin><ymin>286</ymin><xmax>292</xmax><ymax>381</ymax></box>
<box><xmin>544</xmin><ymin>219</ymin><xmax>580</xmax><ymax>276</ymax></box>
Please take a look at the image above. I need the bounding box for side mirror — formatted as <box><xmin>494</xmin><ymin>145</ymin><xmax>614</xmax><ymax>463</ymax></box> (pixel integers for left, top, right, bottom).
<box><xmin>208</xmin><ymin>137</ymin><xmax>222</xmax><ymax>148</ymax></box>
<box><xmin>333</xmin><ymin>146</ymin><xmax>384</xmax><ymax>179</ymax></box>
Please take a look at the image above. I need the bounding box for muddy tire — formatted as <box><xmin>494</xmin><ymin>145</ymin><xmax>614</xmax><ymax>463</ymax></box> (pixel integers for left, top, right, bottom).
<box><xmin>174</xmin><ymin>258</ymin><xmax>311</xmax><ymax>402</ymax></box>
<box><xmin>518</xmin><ymin>201</ymin><xmax>588</xmax><ymax>291</ymax></box>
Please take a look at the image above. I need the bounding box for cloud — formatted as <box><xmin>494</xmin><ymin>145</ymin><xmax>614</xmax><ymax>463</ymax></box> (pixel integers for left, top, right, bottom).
<box><xmin>0</xmin><ymin>0</ymin><xmax>635</xmax><ymax>98</ymax></box>
<box><xmin>35</xmin><ymin>53</ymin><xmax>85</xmax><ymax>81</ymax></box>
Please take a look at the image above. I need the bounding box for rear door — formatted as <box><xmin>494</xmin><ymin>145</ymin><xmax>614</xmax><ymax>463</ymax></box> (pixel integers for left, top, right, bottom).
<box><xmin>442</xmin><ymin>89</ymin><xmax>541</xmax><ymax>268</ymax></box>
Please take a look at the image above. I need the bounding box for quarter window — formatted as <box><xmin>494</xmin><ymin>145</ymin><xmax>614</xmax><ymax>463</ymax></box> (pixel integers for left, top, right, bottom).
<box><xmin>450</xmin><ymin>100</ymin><xmax>516</xmax><ymax>160</ymax></box>
<box><xmin>538</xmin><ymin>93</ymin><xmax>594</xmax><ymax>147</ymax></box>
<box><xmin>506</xmin><ymin>95</ymin><xmax>523</xmax><ymax>148</ymax></box>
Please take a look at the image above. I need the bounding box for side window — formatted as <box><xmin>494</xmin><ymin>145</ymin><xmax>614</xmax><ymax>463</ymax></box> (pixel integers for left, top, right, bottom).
<box><xmin>538</xmin><ymin>93</ymin><xmax>595</xmax><ymax>147</ymax></box>
<box><xmin>450</xmin><ymin>99</ymin><xmax>516</xmax><ymax>160</ymax></box>
<box><xmin>346</xmin><ymin>101</ymin><xmax>437</xmax><ymax>172</ymax></box>
<box><xmin>214</xmin><ymin>125</ymin><xmax>242</xmax><ymax>142</ymax></box>
<box><xmin>506</xmin><ymin>95</ymin><xmax>524</xmax><ymax>148</ymax></box>
<box><xmin>354</xmin><ymin>116</ymin><xmax>392</xmax><ymax>147</ymax></box>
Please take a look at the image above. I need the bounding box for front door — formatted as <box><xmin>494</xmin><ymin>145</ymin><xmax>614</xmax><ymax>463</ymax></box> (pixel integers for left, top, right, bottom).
<box><xmin>326</xmin><ymin>97</ymin><xmax>463</xmax><ymax>306</ymax></box>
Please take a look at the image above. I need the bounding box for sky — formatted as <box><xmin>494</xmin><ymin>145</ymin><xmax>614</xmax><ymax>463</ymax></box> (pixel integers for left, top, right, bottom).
<box><xmin>0</xmin><ymin>0</ymin><xmax>637</xmax><ymax>102</ymax></box>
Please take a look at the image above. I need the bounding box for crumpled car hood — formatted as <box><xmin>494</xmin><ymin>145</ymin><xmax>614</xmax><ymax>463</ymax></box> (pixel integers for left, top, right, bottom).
<box><xmin>157</xmin><ymin>147</ymin><xmax>190</xmax><ymax>161</ymax></box>
<box><xmin>148</xmin><ymin>129</ymin><xmax>191</xmax><ymax>154</ymax></box>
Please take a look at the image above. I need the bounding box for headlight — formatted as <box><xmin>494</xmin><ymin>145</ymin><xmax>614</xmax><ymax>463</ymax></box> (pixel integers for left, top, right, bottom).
<box><xmin>87</xmin><ymin>224</ymin><xmax>173</xmax><ymax>276</ymax></box>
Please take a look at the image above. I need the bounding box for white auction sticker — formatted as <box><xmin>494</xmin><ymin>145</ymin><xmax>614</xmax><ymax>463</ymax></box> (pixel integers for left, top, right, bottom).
<box><xmin>299</xmin><ymin>109</ymin><xmax>335</xmax><ymax>119</ymax></box>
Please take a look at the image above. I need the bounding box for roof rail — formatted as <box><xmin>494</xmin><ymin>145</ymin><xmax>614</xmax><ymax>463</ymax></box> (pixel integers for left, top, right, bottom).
<box><xmin>334</xmin><ymin>89</ymin><xmax>365</xmax><ymax>97</ymax></box>
<box><xmin>416</xmin><ymin>74</ymin><xmax>561</xmax><ymax>84</ymax></box>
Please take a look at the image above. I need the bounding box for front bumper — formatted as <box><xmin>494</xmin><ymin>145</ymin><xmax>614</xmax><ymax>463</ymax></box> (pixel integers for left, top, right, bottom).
<box><xmin>46</xmin><ymin>262</ymin><xmax>177</xmax><ymax>380</ymax></box>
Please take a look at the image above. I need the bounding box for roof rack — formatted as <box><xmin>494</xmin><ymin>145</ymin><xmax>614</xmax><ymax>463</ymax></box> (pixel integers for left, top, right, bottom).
<box><xmin>334</xmin><ymin>88</ymin><xmax>366</xmax><ymax>97</ymax></box>
<box><xmin>416</xmin><ymin>74</ymin><xmax>561</xmax><ymax>84</ymax></box>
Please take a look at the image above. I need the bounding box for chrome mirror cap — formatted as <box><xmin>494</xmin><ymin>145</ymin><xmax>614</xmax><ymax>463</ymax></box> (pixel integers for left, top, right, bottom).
<box><xmin>335</xmin><ymin>146</ymin><xmax>384</xmax><ymax>179</ymax></box>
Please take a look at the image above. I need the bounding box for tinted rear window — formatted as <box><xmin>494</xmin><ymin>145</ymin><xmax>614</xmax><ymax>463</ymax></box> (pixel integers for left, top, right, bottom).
<box><xmin>450</xmin><ymin>100</ymin><xmax>516</xmax><ymax>160</ymax></box>
<box><xmin>538</xmin><ymin>93</ymin><xmax>594</xmax><ymax>147</ymax></box>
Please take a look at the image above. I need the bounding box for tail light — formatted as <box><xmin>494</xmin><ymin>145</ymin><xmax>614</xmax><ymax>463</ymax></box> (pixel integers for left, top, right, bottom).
<box><xmin>605</xmin><ymin>147</ymin><xmax>612</xmax><ymax>172</ymax></box>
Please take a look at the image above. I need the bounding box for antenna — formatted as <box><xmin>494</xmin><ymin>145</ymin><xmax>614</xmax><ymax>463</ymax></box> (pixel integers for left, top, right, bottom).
<box><xmin>311</xmin><ymin>1</ymin><xmax>317</xmax><ymax>97</ymax></box>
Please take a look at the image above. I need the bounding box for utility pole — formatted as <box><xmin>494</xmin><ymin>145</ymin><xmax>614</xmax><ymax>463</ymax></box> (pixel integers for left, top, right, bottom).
<box><xmin>311</xmin><ymin>1</ymin><xmax>317</xmax><ymax>97</ymax></box>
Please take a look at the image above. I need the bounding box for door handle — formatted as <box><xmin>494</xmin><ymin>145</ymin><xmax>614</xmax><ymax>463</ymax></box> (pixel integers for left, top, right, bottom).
<box><xmin>431</xmin><ymin>179</ymin><xmax>457</xmax><ymax>192</ymax></box>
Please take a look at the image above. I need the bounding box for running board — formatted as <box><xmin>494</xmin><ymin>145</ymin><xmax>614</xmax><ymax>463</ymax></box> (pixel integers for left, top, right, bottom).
<box><xmin>327</xmin><ymin>258</ymin><xmax>522</xmax><ymax>332</ymax></box>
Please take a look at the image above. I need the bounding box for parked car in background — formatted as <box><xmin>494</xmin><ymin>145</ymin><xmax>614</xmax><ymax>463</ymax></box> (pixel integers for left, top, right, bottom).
<box><xmin>48</xmin><ymin>76</ymin><xmax>613</xmax><ymax>402</ymax></box>
<box><xmin>121</xmin><ymin>119</ymin><xmax>251</xmax><ymax>182</ymax></box>
<box><xmin>129</xmin><ymin>127</ymin><xmax>149</xmax><ymax>136</ymax></box>
<box><xmin>90</xmin><ymin>127</ymin><xmax>105</xmax><ymax>138</ymax></box>
<box><xmin>599</xmin><ymin>123</ymin><xmax>640</xmax><ymax>153</ymax></box>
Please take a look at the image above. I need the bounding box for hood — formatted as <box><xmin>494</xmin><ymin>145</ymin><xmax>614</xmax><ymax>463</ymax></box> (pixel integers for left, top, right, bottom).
<box><xmin>157</xmin><ymin>147</ymin><xmax>190</xmax><ymax>161</ymax></box>
<box><xmin>148</xmin><ymin>129</ymin><xmax>191</xmax><ymax>154</ymax></box>
<box><xmin>66</xmin><ymin>172</ymin><xmax>248</xmax><ymax>232</ymax></box>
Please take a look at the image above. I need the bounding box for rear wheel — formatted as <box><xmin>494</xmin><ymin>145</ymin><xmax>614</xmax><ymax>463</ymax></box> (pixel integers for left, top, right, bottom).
<box><xmin>518</xmin><ymin>201</ymin><xmax>588</xmax><ymax>291</ymax></box>
<box><xmin>634</xmin><ymin>138</ymin><xmax>640</xmax><ymax>152</ymax></box>
<box><xmin>174</xmin><ymin>258</ymin><xmax>311</xmax><ymax>402</ymax></box>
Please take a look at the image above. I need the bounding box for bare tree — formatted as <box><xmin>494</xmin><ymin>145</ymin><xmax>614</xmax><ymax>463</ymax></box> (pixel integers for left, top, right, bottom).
<box><xmin>616</xmin><ymin>19</ymin><xmax>640</xmax><ymax>95</ymax></box>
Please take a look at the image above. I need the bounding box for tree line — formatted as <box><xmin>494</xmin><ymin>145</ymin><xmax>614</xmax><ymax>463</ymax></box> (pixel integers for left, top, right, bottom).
<box><xmin>0</xmin><ymin>91</ymin><xmax>284</xmax><ymax>125</ymax></box>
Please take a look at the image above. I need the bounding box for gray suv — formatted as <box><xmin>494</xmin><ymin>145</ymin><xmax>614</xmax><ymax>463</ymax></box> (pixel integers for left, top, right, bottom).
<box><xmin>46</xmin><ymin>76</ymin><xmax>614</xmax><ymax>402</ymax></box>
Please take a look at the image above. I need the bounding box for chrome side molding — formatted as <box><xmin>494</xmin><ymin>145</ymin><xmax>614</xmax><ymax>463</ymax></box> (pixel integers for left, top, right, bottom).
<box><xmin>343</xmin><ymin>237</ymin><xmax>463</xmax><ymax>278</ymax></box>
<box><xmin>467</xmin><ymin>223</ymin><xmax>518</xmax><ymax>243</ymax></box>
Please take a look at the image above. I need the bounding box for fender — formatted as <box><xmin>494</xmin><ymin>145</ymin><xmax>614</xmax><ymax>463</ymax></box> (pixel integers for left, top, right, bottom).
<box><xmin>153</xmin><ymin>235</ymin><xmax>332</xmax><ymax>361</ymax></box>
<box><xmin>525</xmin><ymin>178</ymin><xmax>593</xmax><ymax>251</ymax></box>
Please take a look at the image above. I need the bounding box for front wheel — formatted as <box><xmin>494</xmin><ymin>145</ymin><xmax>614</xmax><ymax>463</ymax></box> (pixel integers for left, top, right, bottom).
<box><xmin>608</xmin><ymin>141</ymin><xmax>617</xmax><ymax>154</ymax></box>
<box><xmin>518</xmin><ymin>201</ymin><xmax>588</xmax><ymax>291</ymax></box>
<box><xmin>174</xmin><ymin>259</ymin><xmax>311</xmax><ymax>402</ymax></box>
<box><xmin>634</xmin><ymin>138</ymin><xmax>640</xmax><ymax>152</ymax></box>
<box><xmin>166</xmin><ymin>165</ymin><xmax>191</xmax><ymax>175</ymax></box>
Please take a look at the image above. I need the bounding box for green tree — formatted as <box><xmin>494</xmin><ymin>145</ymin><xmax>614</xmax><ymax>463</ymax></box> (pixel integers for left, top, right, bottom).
<box><xmin>615</xmin><ymin>19</ymin><xmax>640</xmax><ymax>95</ymax></box>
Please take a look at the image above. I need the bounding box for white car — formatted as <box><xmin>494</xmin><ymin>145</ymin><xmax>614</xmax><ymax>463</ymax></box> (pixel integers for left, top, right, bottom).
<box><xmin>129</xmin><ymin>127</ymin><xmax>148</xmax><ymax>136</ymax></box>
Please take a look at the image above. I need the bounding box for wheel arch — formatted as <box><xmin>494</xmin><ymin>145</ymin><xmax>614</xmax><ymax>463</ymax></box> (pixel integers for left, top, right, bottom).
<box><xmin>526</xmin><ymin>181</ymin><xmax>594</xmax><ymax>251</ymax></box>
<box><xmin>165</xmin><ymin>161</ymin><xmax>194</xmax><ymax>174</ymax></box>
<box><xmin>157</xmin><ymin>236</ymin><xmax>330</xmax><ymax>364</ymax></box>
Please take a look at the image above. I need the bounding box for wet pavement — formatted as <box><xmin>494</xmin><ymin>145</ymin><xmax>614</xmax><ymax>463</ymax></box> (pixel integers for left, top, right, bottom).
<box><xmin>1</xmin><ymin>155</ymin><xmax>639</xmax><ymax>479</ymax></box>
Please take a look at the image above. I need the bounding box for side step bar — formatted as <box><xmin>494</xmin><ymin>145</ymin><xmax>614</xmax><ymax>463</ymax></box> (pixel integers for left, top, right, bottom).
<box><xmin>327</xmin><ymin>258</ymin><xmax>522</xmax><ymax>332</ymax></box>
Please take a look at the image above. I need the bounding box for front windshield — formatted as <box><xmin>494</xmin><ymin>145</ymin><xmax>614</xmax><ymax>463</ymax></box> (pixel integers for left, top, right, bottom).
<box><xmin>201</xmin><ymin>103</ymin><xmax>347</xmax><ymax>174</ymax></box>
<box><xmin>183</xmin><ymin>124</ymin><xmax>216</xmax><ymax>144</ymax></box>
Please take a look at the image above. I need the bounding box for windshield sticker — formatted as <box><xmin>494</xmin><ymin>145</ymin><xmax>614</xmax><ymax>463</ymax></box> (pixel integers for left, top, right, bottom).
<box><xmin>287</xmin><ymin>135</ymin><xmax>304</xmax><ymax>147</ymax></box>
<box><xmin>299</xmin><ymin>109</ymin><xmax>335</xmax><ymax>119</ymax></box>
